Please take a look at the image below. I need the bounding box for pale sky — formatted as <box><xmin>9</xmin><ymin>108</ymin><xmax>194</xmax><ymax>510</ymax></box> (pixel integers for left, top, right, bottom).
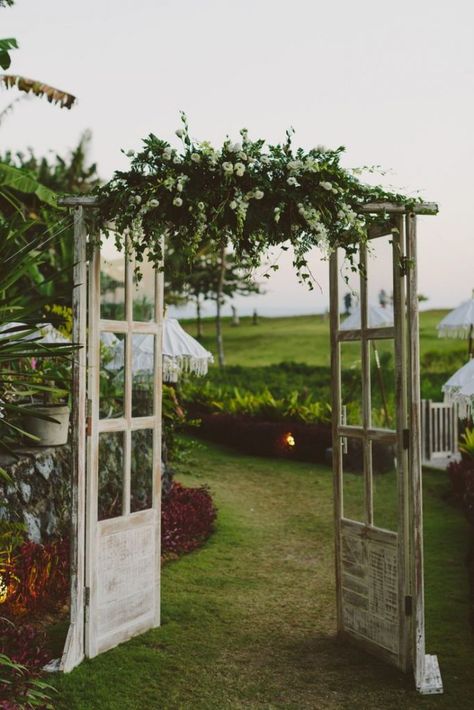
<box><xmin>2</xmin><ymin>0</ymin><xmax>473</xmax><ymax>318</ymax></box>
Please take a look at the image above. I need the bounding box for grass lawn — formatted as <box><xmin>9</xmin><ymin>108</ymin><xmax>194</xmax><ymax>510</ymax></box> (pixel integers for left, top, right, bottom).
<box><xmin>53</xmin><ymin>439</ymin><xmax>473</xmax><ymax>709</ymax></box>
<box><xmin>180</xmin><ymin>309</ymin><xmax>467</xmax><ymax>368</ymax></box>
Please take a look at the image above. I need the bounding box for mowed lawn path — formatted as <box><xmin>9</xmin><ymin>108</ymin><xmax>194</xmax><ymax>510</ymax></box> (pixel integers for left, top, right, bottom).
<box><xmin>55</xmin><ymin>440</ymin><xmax>473</xmax><ymax>709</ymax></box>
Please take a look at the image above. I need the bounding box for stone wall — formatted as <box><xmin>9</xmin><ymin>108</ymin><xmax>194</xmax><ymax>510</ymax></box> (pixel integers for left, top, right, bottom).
<box><xmin>0</xmin><ymin>445</ymin><xmax>71</xmax><ymax>543</ymax></box>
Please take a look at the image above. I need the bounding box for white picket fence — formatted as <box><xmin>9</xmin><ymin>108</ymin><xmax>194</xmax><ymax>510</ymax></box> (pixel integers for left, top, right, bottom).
<box><xmin>421</xmin><ymin>399</ymin><xmax>459</xmax><ymax>463</ymax></box>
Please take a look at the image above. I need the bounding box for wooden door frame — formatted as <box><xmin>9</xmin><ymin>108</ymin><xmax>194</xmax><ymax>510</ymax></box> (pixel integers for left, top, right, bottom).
<box><xmin>60</xmin><ymin>197</ymin><xmax>441</xmax><ymax>695</ymax></box>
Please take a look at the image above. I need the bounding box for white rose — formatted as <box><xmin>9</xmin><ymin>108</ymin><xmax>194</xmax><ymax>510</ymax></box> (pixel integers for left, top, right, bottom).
<box><xmin>222</xmin><ymin>162</ymin><xmax>234</xmax><ymax>174</ymax></box>
<box><xmin>162</xmin><ymin>149</ymin><xmax>172</xmax><ymax>160</ymax></box>
<box><xmin>237</xmin><ymin>151</ymin><xmax>248</xmax><ymax>161</ymax></box>
<box><xmin>148</xmin><ymin>199</ymin><xmax>160</xmax><ymax>208</ymax></box>
<box><xmin>198</xmin><ymin>202</ymin><xmax>205</xmax><ymax>210</ymax></box>
<box><xmin>234</xmin><ymin>162</ymin><xmax>245</xmax><ymax>177</ymax></box>
<box><xmin>230</xmin><ymin>142</ymin><xmax>242</xmax><ymax>153</ymax></box>
<box><xmin>287</xmin><ymin>177</ymin><xmax>299</xmax><ymax>187</ymax></box>
<box><xmin>176</xmin><ymin>128</ymin><xmax>185</xmax><ymax>138</ymax></box>
<box><xmin>230</xmin><ymin>200</ymin><xmax>238</xmax><ymax>210</ymax></box>
<box><xmin>254</xmin><ymin>190</ymin><xmax>264</xmax><ymax>200</ymax></box>
<box><xmin>191</xmin><ymin>153</ymin><xmax>201</xmax><ymax>163</ymax></box>
<box><xmin>320</xmin><ymin>181</ymin><xmax>332</xmax><ymax>191</ymax></box>
<box><xmin>133</xmin><ymin>195</ymin><xmax>142</xmax><ymax>205</ymax></box>
<box><xmin>173</xmin><ymin>197</ymin><xmax>183</xmax><ymax>207</ymax></box>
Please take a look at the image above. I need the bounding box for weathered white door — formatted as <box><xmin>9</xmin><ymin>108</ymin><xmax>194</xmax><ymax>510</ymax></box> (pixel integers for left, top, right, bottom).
<box><xmin>85</xmin><ymin>235</ymin><xmax>163</xmax><ymax>657</ymax></box>
<box><xmin>329</xmin><ymin>207</ymin><xmax>442</xmax><ymax>693</ymax></box>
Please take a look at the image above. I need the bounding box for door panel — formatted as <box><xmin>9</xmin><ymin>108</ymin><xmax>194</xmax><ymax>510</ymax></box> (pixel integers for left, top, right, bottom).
<box><xmin>86</xmin><ymin>236</ymin><xmax>163</xmax><ymax>658</ymax></box>
<box><xmin>330</xmin><ymin>222</ymin><xmax>409</xmax><ymax>670</ymax></box>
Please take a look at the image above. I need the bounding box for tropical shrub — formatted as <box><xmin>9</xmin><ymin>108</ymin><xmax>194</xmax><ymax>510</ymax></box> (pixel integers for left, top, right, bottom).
<box><xmin>1</xmin><ymin>538</ymin><xmax>70</xmax><ymax>618</ymax></box>
<box><xmin>161</xmin><ymin>482</ymin><xmax>217</xmax><ymax>559</ymax></box>
<box><xmin>0</xmin><ymin>619</ymin><xmax>55</xmax><ymax>710</ymax></box>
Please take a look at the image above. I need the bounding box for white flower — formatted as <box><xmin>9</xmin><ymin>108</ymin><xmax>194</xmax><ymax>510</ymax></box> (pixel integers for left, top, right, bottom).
<box><xmin>133</xmin><ymin>195</ymin><xmax>142</xmax><ymax>205</ymax></box>
<box><xmin>162</xmin><ymin>148</ymin><xmax>172</xmax><ymax>160</ymax></box>
<box><xmin>173</xmin><ymin>197</ymin><xmax>183</xmax><ymax>207</ymax></box>
<box><xmin>191</xmin><ymin>153</ymin><xmax>201</xmax><ymax>163</ymax></box>
<box><xmin>177</xmin><ymin>183</ymin><xmax>183</xmax><ymax>192</ymax></box>
<box><xmin>234</xmin><ymin>162</ymin><xmax>245</xmax><ymax>177</ymax></box>
<box><xmin>148</xmin><ymin>199</ymin><xmax>160</xmax><ymax>208</ymax></box>
<box><xmin>173</xmin><ymin>157</ymin><xmax>181</xmax><ymax>164</ymax></box>
<box><xmin>222</xmin><ymin>162</ymin><xmax>234</xmax><ymax>174</ymax></box>
<box><xmin>230</xmin><ymin>200</ymin><xmax>238</xmax><ymax>210</ymax></box>
<box><xmin>287</xmin><ymin>177</ymin><xmax>299</xmax><ymax>187</ymax></box>
<box><xmin>237</xmin><ymin>151</ymin><xmax>248</xmax><ymax>161</ymax></box>
<box><xmin>274</xmin><ymin>207</ymin><xmax>281</xmax><ymax>223</ymax></box>
<box><xmin>288</xmin><ymin>160</ymin><xmax>303</xmax><ymax>172</ymax></box>
<box><xmin>261</xmin><ymin>155</ymin><xmax>270</xmax><ymax>165</ymax></box>
<box><xmin>337</xmin><ymin>209</ymin><xmax>345</xmax><ymax>219</ymax></box>
<box><xmin>320</xmin><ymin>181</ymin><xmax>332</xmax><ymax>191</ymax></box>
<box><xmin>229</xmin><ymin>142</ymin><xmax>242</xmax><ymax>153</ymax></box>
<box><xmin>176</xmin><ymin>128</ymin><xmax>185</xmax><ymax>138</ymax></box>
<box><xmin>254</xmin><ymin>189</ymin><xmax>264</xmax><ymax>200</ymax></box>
<box><xmin>126</xmin><ymin>150</ymin><xmax>135</xmax><ymax>158</ymax></box>
<box><xmin>197</xmin><ymin>202</ymin><xmax>205</xmax><ymax>210</ymax></box>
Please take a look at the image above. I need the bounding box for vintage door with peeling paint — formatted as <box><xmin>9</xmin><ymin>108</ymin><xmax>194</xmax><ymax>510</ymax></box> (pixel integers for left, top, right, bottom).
<box><xmin>329</xmin><ymin>213</ymin><xmax>432</xmax><ymax>684</ymax></box>
<box><xmin>85</xmin><ymin>236</ymin><xmax>163</xmax><ymax>657</ymax></box>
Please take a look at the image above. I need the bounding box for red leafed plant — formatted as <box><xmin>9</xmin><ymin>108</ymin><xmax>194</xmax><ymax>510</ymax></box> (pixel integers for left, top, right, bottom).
<box><xmin>0</xmin><ymin>618</ymin><xmax>55</xmax><ymax>710</ymax></box>
<box><xmin>161</xmin><ymin>482</ymin><xmax>217</xmax><ymax>558</ymax></box>
<box><xmin>2</xmin><ymin>538</ymin><xmax>70</xmax><ymax>617</ymax></box>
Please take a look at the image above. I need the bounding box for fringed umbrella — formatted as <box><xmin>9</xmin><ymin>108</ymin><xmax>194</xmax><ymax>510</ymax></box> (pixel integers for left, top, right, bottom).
<box><xmin>340</xmin><ymin>304</ymin><xmax>394</xmax><ymax>427</ymax></box>
<box><xmin>437</xmin><ymin>291</ymin><xmax>474</xmax><ymax>357</ymax></box>
<box><xmin>442</xmin><ymin>359</ymin><xmax>474</xmax><ymax>405</ymax></box>
<box><xmin>103</xmin><ymin>318</ymin><xmax>214</xmax><ymax>382</ymax></box>
<box><xmin>340</xmin><ymin>304</ymin><xmax>394</xmax><ymax>331</ymax></box>
<box><xmin>163</xmin><ymin>318</ymin><xmax>213</xmax><ymax>382</ymax></box>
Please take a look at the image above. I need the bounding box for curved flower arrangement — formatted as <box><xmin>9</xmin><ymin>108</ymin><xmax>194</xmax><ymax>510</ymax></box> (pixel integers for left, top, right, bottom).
<box><xmin>95</xmin><ymin>113</ymin><xmax>418</xmax><ymax>283</ymax></box>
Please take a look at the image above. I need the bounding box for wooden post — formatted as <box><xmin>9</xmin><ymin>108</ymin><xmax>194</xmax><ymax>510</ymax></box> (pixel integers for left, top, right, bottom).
<box><xmin>329</xmin><ymin>250</ymin><xmax>343</xmax><ymax>633</ymax></box>
<box><xmin>60</xmin><ymin>206</ymin><xmax>87</xmax><ymax>672</ymax></box>
<box><xmin>406</xmin><ymin>212</ymin><xmax>442</xmax><ymax>693</ymax></box>
<box><xmin>392</xmin><ymin>215</ymin><xmax>410</xmax><ymax>672</ymax></box>
<box><xmin>359</xmin><ymin>243</ymin><xmax>373</xmax><ymax>526</ymax></box>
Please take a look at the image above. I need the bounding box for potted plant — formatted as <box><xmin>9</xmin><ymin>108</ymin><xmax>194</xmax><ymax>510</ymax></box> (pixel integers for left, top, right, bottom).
<box><xmin>22</xmin><ymin>355</ymin><xmax>72</xmax><ymax>447</ymax></box>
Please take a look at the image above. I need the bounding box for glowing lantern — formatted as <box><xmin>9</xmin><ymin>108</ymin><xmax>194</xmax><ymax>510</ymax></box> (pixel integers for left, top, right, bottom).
<box><xmin>284</xmin><ymin>433</ymin><xmax>296</xmax><ymax>447</ymax></box>
<box><xmin>0</xmin><ymin>574</ymin><xmax>8</xmax><ymax>604</ymax></box>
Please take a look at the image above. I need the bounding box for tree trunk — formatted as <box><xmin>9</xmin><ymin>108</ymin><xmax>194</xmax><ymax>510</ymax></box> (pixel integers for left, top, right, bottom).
<box><xmin>196</xmin><ymin>297</ymin><xmax>203</xmax><ymax>339</ymax></box>
<box><xmin>216</xmin><ymin>244</ymin><xmax>226</xmax><ymax>368</ymax></box>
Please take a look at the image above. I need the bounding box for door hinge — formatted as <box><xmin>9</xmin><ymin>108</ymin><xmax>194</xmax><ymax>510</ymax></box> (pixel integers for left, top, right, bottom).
<box><xmin>403</xmin><ymin>428</ymin><xmax>410</xmax><ymax>450</ymax></box>
<box><xmin>84</xmin><ymin>586</ymin><xmax>90</xmax><ymax>607</ymax></box>
<box><xmin>405</xmin><ymin>595</ymin><xmax>413</xmax><ymax>616</ymax></box>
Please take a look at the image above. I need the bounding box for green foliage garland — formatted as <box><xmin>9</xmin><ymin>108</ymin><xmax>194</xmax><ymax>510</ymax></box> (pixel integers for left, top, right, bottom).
<box><xmin>96</xmin><ymin>113</ymin><xmax>418</xmax><ymax>284</ymax></box>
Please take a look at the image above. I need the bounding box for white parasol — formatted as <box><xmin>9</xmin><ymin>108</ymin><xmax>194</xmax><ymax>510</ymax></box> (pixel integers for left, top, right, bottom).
<box><xmin>341</xmin><ymin>304</ymin><xmax>394</xmax><ymax>427</ymax></box>
<box><xmin>442</xmin><ymin>359</ymin><xmax>474</xmax><ymax>405</ymax></box>
<box><xmin>103</xmin><ymin>318</ymin><xmax>214</xmax><ymax>382</ymax></box>
<box><xmin>0</xmin><ymin>322</ymin><xmax>69</xmax><ymax>344</ymax></box>
<box><xmin>437</xmin><ymin>291</ymin><xmax>474</xmax><ymax>356</ymax></box>
<box><xmin>163</xmin><ymin>318</ymin><xmax>213</xmax><ymax>382</ymax></box>
<box><xmin>340</xmin><ymin>304</ymin><xmax>394</xmax><ymax>330</ymax></box>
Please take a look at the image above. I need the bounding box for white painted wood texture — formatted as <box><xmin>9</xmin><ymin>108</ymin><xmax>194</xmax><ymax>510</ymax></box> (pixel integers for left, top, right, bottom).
<box><xmin>60</xmin><ymin>207</ymin><xmax>87</xmax><ymax>672</ymax></box>
<box><xmin>329</xmin><ymin>211</ymin><xmax>442</xmax><ymax>692</ymax></box>
<box><xmin>85</xmin><ymin>236</ymin><xmax>163</xmax><ymax>658</ymax></box>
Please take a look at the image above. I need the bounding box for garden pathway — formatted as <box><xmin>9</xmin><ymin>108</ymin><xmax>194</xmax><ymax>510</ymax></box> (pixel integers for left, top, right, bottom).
<box><xmin>55</xmin><ymin>440</ymin><xmax>473</xmax><ymax>709</ymax></box>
